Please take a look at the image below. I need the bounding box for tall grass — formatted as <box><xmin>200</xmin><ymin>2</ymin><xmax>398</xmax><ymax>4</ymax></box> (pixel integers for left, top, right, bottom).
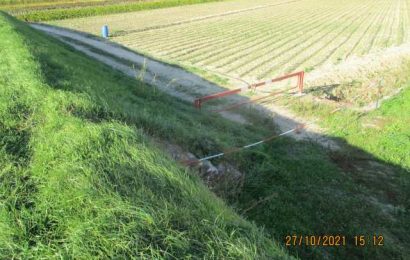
<box><xmin>0</xmin><ymin>12</ymin><xmax>290</xmax><ymax>259</ymax></box>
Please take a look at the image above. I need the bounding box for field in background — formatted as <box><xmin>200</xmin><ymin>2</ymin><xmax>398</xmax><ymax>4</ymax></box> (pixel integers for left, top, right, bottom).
<box><xmin>1</xmin><ymin>0</ymin><xmax>224</xmax><ymax>21</ymax></box>
<box><xmin>52</xmin><ymin>0</ymin><xmax>410</xmax><ymax>82</ymax></box>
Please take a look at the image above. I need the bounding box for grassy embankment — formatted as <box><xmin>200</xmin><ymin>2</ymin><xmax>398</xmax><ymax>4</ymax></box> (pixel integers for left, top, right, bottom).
<box><xmin>289</xmin><ymin>87</ymin><xmax>410</xmax><ymax>169</ymax></box>
<box><xmin>241</xmin><ymin>82</ymin><xmax>410</xmax><ymax>259</ymax></box>
<box><xmin>0</xmin><ymin>12</ymin><xmax>290</xmax><ymax>259</ymax></box>
<box><xmin>1</xmin><ymin>0</ymin><xmax>224</xmax><ymax>22</ymax></box>
<box><xmin>0</xmin><ymin>12</ymin><xmax>409</xmax><ymax>259</ymax></box>
<box><xmin>278</xmin><ymin>56</ymin><xmax>410</xmax><ymax>170</ymax></box>
<box><xmin>238</xmin><ymin>44</ymin><xmax>410</xmax><ymax>258</ymax></box>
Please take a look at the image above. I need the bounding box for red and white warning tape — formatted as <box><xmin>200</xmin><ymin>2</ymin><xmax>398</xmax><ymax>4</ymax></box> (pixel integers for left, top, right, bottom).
<box><xmin>183</xmin><ymin>71</ymin><xmax>306</xmax><ymax>165</ymax></box>
<box><xmin>181</xmin><ymin>124</ymin><xmax>305</xmax><ymax>166</ymax></box>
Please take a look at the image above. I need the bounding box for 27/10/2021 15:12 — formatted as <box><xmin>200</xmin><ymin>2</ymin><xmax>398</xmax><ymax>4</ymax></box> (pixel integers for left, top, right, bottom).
<box><xmin>284</xmin><ymin>235</ymin><xmax>384</xmax><ymax>247</ymax></box>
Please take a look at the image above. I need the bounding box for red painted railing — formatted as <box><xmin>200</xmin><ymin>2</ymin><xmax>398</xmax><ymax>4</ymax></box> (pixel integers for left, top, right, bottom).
<box><xmin>194</xmin><ymin>71</ymin><xmax>304</xmax><ymax>109</ymax></box>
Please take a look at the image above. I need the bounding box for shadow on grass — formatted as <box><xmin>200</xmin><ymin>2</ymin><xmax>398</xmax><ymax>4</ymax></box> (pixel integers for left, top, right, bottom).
<box><xmin>29</xmin><ymin>23</ymin><xmax>410</xmax><ymax>260</ymax></box>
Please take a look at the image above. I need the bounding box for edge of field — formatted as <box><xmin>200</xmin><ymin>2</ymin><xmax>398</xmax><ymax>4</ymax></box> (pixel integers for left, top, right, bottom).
<box><xmin>2</xmin><ymin>0</ymin><xmax>227</xmax><ymax>22</ymax></box>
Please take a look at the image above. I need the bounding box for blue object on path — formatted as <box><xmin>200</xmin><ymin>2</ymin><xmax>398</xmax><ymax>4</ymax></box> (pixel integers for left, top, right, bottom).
<box><xmin>102</xmin><ymin>25</ymin><xmax>109</xmax><ymax>38</ymax></box>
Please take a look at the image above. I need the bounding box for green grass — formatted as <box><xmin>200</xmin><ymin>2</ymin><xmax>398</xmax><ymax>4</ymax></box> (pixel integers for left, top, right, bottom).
<box><xmin>0</xmin><ymin>0</ymin><xmax>79</xmax><ymax>4</ymax></box>
<box><xmin>288</xmin><ymin>87</ymin><xmax>410</xmax><ymax>170</ymax></box>
<box><xmin>0</xmin><ymin>12</ymin><xmax>290</xmax><ymax>259</ymax></box>
<box><xmin>3</xmin><ymin>0</ymin><xmax>224</xmax><ymax>21</ymax></box>
<box><xmin>1</xmin><ymin>0</ymin><xmax>133</xmax><ymax>12</ymax></box>
<box><xmin>269</xmin><ymin>68</ymin><xmax>410</xmax><ymax>258</ymax></box>
<box><xmin>1</xmin><ymin>11</ymin><xmax>409</xmax><ymax>259</ymax></box>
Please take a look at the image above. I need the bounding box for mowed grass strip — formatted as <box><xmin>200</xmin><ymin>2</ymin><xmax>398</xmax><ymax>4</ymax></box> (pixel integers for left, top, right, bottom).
<box><xmin>6</xmin><ymin>0</ymin><xmax>225</xmax><ymax>21</ymax></box>
<box><xmin>0</xmin><ymin>0</ymin><xmax>84</xmax><ymax>4</ymax></box>
<box><xmin>2</xmin><ymin>0</ymin><xmax>139</xmax><ymax>13</ymax></box>
<box><xmin>0</xmin><ymin>0</ymin><xmax>103</xmax><ymax>5</ymax></box>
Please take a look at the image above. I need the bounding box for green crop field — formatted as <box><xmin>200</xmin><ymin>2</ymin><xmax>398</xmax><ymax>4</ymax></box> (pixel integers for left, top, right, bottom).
<box><xmin>51</xmin><ymin>0</ymin><xmax>410</xmax><ymax>82</ymax></box>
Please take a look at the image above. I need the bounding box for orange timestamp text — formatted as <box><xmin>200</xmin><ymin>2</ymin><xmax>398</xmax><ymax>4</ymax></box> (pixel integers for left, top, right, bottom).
<box><xmin>285</xmin><ymin>235</ymin><xmax>384</xmax><ymax>247</ymax></box>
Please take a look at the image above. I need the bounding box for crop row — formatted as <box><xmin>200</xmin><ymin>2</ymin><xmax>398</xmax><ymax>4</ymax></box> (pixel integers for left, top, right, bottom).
<box><xmin>261</xmin><ymin>0</ymin><xmax>399</xmax><ymax>78</ymax></box>
<box><xmin>205</xmin><ymin>6</ymin><xmax>338</xmax><ymax>70</ymax></box>
<box><xmin>59</xmin><ymin>0</ymin><xmax>410</xmax><ymax>81</ymax></box>
<box><xmin>177</xmin><ymin>8</ymin><xmax>320</xmax><ymax>63</ymax></box>
<box><xmin>135</xmin><ymin>0</ymin><xmax>407</xmax><ymax>80</ymax></box>
<box><xmin>126</xmin><ymin>3</ymin><xmax>334</xmax><ymax>67</ymax></box>
<box><xmin>231</xmin><ymin>1</ymin><xmax>369</xmax><ymax>78</ymax></box>
<box><xmin>115</xmin><ymin>2</ymin><xmax>300</xmax><ymax>53</ymax></box>
<box><xmin>340</xmin><ymin>1</ymin><xmax>389</xmax><ymax>60</ymax></box>
<box><xmin>270</xmin><ymin>0</ymin><xmax>391</xmax><ymax>75</ymax></box>
<box><xmin>272</xmin><ymin>2</ymin><xmax>377</xmax><ymax>78</ymax></box>
<box><xmin>312</xmin><ymin>1</ymin><xmax>386</xmax><ymax>67</ymax></box>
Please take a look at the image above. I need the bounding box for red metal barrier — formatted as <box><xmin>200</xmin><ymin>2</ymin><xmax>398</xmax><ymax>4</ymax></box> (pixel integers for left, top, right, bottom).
<box><xmin>194</xmin><ymin>71</ymin><xmax>304</xmax><ymax>109</ymax></box>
